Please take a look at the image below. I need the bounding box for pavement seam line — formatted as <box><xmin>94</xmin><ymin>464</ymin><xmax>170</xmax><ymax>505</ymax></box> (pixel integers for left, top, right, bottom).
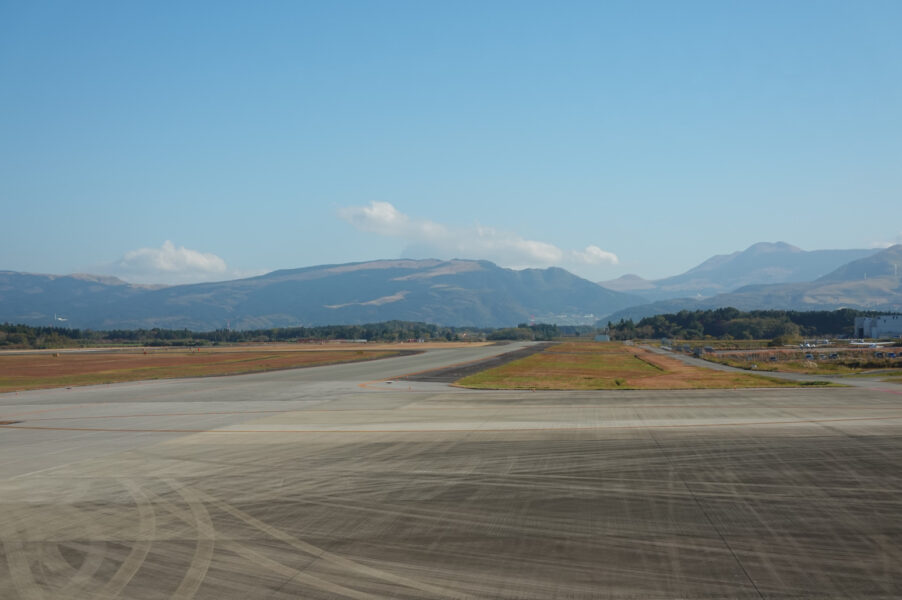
<box><xmin>646</xmin><ymin>428</ymin><xmax>766</xmax><ymax>600</ymax></box>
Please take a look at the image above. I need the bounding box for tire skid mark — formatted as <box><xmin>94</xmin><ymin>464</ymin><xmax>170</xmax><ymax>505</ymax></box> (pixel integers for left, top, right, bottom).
<box><xmin>24</xmin><ymin>481</ymin><xmax>106</xmax><ymax>599</ymax></box>
<box><xmin>144</xmin><ymin>485</ymin><xmax>380</xmax><ymax>600</ymax></box>
<box><xmin>168</xmin><ymin>481</ymin><xmax>215</xmax><ymax>600</ymax></box>
<box><xmin>41</xmin><ymin>542</ymin><xmax>77</xmax><ymax>578</ymax></box>
<box><xmin>98</xmin><ymin>479</ymin><xmax>156</xmax><ymax>599</ymax></box>
<box><xmin>662</xmin><ymin>470</ymin><xmax>685</xmax><ymax>586</ymax></box>
<box><xmin>810</xmin><ymin>420</ymin><xmax>902</xmax><ymax>589</ymax></box>
<box><xmin>195</xmin><ymin>488</ymin><xmax>476</xmax><ymax>599</ymax></box>
<box><xmin>35</xmin><ymin>504</ymin><xmax>92</xmax><ymax>586</ymax></box>
<box><xmin>61</xmin><ymin>540</ymin><xmax>107</xmax><ymax>596</ymax></box>
<box><xmin>0</xmin><ymin>506</ymin><xmax>45</xmax><ymax>600</ymax></box>
<box><xmin>55</xmin><ymin>481</ymin><xmax>108</xmax><ymax>598</ymax></box>
<box><xmin>18</xmin><ymin>403</ymin><xmax>902</xmax><ymax>425</ymax></box>
<box><xmin>275</xmin><ymin>493</ymin><xmax>590</xmax><ymax>541</ymax></box>
<box><xmin>728</xmin><ymin>440</ymin><xmax>813</xmax><ymax>591</ymax></box>
<box><xmin>34</xmin><ymin>503</ymin><xmax>87</xmax><ymax>582</ymax></box>
<box><xmin>742</xmin><ymin>487</ymin><xmax>809</xmax><ymax>592</ymax></box>
<box><xmin>222</xmin><ymin>541</ymin><xmax>381</xmax><ymax>600</ymax></box>
<box><xmin>357</xmin><ymin>356</ymin><xmax>501</xmax><ymax>390</ymax></box>
<box><xmin>4</xmin><ymin>412</ymin><xmax>902</xmax><ymax>434</ymax></box>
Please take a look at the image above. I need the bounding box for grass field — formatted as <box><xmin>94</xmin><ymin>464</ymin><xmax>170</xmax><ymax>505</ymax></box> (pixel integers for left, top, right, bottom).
<box><xmin>705</xmin><ymin>353</ymin><xmax>902</xmax><ymax>376</ymax></box>
<box><xmin>704</xmin><ymin>355</ymin><xmax>853</xmax><ymax>375</ymax></box>
<box><xmin>456</xmin><ymin>342</ymin><xmax>807</xmax><ymax>390</ymax></box>
<box><xmin>664</xmin><ymin>339</ymin><xmax>774</xmax><ymax>351</ymax></box>
<box><xmin>0</xmin><ymin>348</ymin><xmax>403</xmax><ymax>393</ymax></box>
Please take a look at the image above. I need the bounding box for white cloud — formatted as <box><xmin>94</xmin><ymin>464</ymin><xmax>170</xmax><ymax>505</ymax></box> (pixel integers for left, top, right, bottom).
<box><xmin>570</xmin><ymin>245</ymin><xmax>620</xmax><ymax>265</ymax></box>
<box><xmin>112</xmin><ymin>241</ymin><xmax>228</xmax><ymax>284</ymax></box>
<box><xmin>339</xmin><ymin>202</ymin><xmax>618</xmax><ymax>271</ymax></box>
<box><xmin>871</xmin><ymin>233</ymin><xmax>902</xmax><ymax>249</ymax></box>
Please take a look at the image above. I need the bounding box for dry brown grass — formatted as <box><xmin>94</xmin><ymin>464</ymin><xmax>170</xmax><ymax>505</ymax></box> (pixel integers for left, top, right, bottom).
<box><xmin>457</xmin><ymin>342</ymin><xmax>801</xmax><ymax>390</ymax></box>
<box><xmin>0</xmin><ymin>348</ymin><xmax>402</xmax><ymax>392</ymax></box>
<box><xmin>0</xmin><ymin>341</ymin><xmax>489</xmax><ymax>355</ymax></box>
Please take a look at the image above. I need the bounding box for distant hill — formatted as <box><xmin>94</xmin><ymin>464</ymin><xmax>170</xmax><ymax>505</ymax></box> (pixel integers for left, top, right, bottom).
<box><xmin>816</xmin><ymin>244</ymin><xmax>902</xmax><ymax>282</ymax></box>
<box><xmin>0</xmin><ymin>271</ymin><xmax>162</xmax><ymax>325</ymax></box>
<box><xmin>599</xmin><ymin>274</ymin><xmax>657</xmax><ymax>293</ymax></box>
<box><xmin>602</xmin><ymin>245</ymin><xmax>902</xmax><ymax>324</ymax></box>
<box><xmin>0</xmin><ymin>260</ymin><xmax>642</xmax><ymax>329</ymax></box>
<box><xmin>7</xmin><ymin>246</ymin><xmax>896</xmax><ymax>331</ymax></box>
<box><xmin>600</xmin><ymin>242</ymin><xmax>877</xmax><ymax>301</ymax></box>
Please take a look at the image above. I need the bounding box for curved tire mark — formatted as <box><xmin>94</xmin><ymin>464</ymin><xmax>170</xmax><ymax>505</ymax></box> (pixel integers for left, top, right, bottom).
<box><xmin>41</xmin><ymin>543</ymin><xmax>77</xmax><ymax>579</ymax></box>
<box><xmin>36</xmin><ymin>504</ymin><xmax>94</xmax><ymax>585</ymax></box>
<box><xmin>98</xmin><ymin>479</ymin><xmax>156</xmax><ymax>599</ymax></box>
<box><xmin>169</xmin><ymin>482</ymin><xmax>215</xmax><ymax>600</ymax></box>
<box><xmin>144</xmin><ymin>487</ymin><xmax>379</xmax><ymax>599</ymax></box>
<box><xmin>222</xmin><ymin>542</ymin><xmax>381</xmax><ymax>600</ymax></box>
<box><xmin>196</xmin><ymin>489</ymin><xmax>474</xmax><ymax>599</ymax></box>
<box><xmin>1</xmin><ymin>506</ymin><xmax>45</xmax><ymax>600</ymax></box>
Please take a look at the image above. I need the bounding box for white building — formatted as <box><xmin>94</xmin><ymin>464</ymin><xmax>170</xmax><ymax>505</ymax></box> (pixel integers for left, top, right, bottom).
<box><xmin>854</xmin><ymin>315</ymin><xmax>902</xmax><ymax>338</ymax></box>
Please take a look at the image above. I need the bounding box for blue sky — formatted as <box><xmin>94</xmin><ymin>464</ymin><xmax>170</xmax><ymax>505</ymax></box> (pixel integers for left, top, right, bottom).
<box><xmin>1</xmin><ymin>1</ymin><xmax>900</xmax><ymax>284</ymax></box>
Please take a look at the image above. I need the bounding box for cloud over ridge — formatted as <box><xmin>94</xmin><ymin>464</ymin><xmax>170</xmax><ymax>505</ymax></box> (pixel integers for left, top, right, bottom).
<box><xmin>871</xmin><ymin>233</ymin><xmax>902</xmax><ymax>249</ymax></box>
<box><xmin>339</xmin><ymin>202</ymin><xmax>618</xmax><ymax>270</ymax></box>
<box><xmin>112</xmin><ymin>241</ymin><xmax>228</xmax><ymax>284</ymax></box>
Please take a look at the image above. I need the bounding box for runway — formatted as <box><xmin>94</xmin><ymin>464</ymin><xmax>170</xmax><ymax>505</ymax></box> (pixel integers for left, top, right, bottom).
<box><xmin>2</xmin><ymin>343</ymin><xmax>902</xmax><ymax>598</ymax></box>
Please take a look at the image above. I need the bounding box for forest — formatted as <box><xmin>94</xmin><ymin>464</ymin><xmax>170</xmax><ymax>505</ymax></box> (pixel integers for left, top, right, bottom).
<box><xmin>607</xmin><ymin>308</ymin><xmax>888</xmax><ymax>340</ymax></box>
<box><xmin>0</xmin><ymin>321</ymin><xmax>592</xmax><ymax>349</ymax></box>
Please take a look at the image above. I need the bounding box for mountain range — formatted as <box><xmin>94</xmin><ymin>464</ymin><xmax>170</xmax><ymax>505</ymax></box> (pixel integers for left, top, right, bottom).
<box><xmin>603</xmin><ymin>244</ymin><xmax>902</xmax><ymax>323</ymax></box>
<box><xmin>2</xmin><ymin>243</ymin><xmax>900</xmax><ymax>330</ymax></box>
<box><xmin>600</xmin><ymin>242</ymin><xmax>878</xmax><ymax>301</ymax></box>
<box><xmin>0</xmin><ymin>260</ymin><xmax>641</xmax><ymax>329</ymax></box>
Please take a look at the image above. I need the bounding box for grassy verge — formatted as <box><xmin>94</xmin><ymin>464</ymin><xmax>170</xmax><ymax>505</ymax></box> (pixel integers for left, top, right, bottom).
<box><xmin>0</xmin><ymin>349</ymin><xmax>401</xmax><ymax>393</ymax></box>
<box><xmin>705</xmin><ymin>354</ymin><xmax>902</xmax><ymax>376</ymax></box>
<box><xmin>457</xmin><ymin>342</ymin><xmax>815</xmax><ymax>390</ymax></box>
<box><xmin>704</xmin><ymin>356</ymin><xmax>854</xmax><ymax>375</ymax></box>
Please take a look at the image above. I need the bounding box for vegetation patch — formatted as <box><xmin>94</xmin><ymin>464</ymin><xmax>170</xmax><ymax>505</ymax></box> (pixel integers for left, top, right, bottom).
<box><xmin>456</xmin><ymin>342</ymin><xmax>806</xmax><ymax>390</ymax></box>
<box><xmin>606</xmin><ymin>307</ymin><xmax>892</xmax><ymax>341</ymax></box>
<box><xmin>0</xmin><ymin>349</ymin><xmax>401</xmax><ymax>393</ymax></box>
<box><xmin>705</xmin><ymin>353</ymin><xmax>901</xmax><ymax>376</ymax></box>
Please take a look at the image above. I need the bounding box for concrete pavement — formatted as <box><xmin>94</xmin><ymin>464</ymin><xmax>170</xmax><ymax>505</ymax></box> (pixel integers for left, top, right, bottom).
<box><xmin>2</xmin><ymin>342</ymin><xmax>902</xmax><ymax>598</ymax></box>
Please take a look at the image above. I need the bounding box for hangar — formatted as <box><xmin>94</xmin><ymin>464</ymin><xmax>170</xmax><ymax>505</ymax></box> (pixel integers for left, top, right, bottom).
<box><xmin>855</xmin><ymin>315</ymin><xmax>902</xmax><ymax>338</ymax></box>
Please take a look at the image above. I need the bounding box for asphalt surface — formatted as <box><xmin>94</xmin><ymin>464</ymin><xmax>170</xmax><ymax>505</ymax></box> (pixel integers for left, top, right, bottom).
<box><xmin>2</xmin><ymin>342</ymin><xmax>902</xmax><ymax>599</ymax></box>
<box><xmin>400</xmin><ymin>342</ymin><xmax>551</xmax><ymax>383</ymax></box>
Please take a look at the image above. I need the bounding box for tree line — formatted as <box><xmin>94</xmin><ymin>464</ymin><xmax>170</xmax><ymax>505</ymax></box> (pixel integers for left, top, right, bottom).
<box><xmin>0</xmin><ymin>321</ymin><xmax>593</xmax><ymax>349</ymax></box>
<box><xmin>607</xmin><ymin>308</ymin><xmax>890</xmax><ymax>341</ymax></box>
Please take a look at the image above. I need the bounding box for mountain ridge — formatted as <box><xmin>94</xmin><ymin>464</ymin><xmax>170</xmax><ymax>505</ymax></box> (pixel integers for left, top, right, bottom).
<box><xmin>600</xmin><ymin>242</ymin><xmax>878</xmax><ymax>301</ymax></box>
<box><xmin>0</xmin><ymin>259</ymin><xmax>641</xmax><ymax>329</ymax></box>
<box><xmin>5</xmin><ymin>244</ymin><xmax>899</xmax><ymax>331</ymax></box>
<box><xmin>602</xmin><ymin>245</ymin><xmax>902</xmax><ymax>323</ymax></box>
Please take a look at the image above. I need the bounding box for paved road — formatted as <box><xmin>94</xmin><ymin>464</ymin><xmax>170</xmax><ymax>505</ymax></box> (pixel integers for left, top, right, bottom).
<box><xmin>2</xmin><ymin>343</ymin><xmax>902</xmax><ymax>599</ymax></box>
<box><xmin>645</xmin><ymin>344</ymin><xmax>898</xmax><ymax>388</ymax></box>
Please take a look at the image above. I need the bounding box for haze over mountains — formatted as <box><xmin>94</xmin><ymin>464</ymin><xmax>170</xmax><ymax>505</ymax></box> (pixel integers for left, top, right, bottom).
<box><xmin>0</xmin><ymin>260</ymin><xmax>640</xmax><ymax>330</ymax></box>
<box><xmin>604</xmin><ymin>244</ymin><xmax>902</xmax><ymax>323</ymax></box>
<box><xmin>600</xmin><ymin>242</ymin><xmax>878</xmax><ymax>301</ymax></box>
<box><xmin>2</xmin><ymin>243</ymin><xmax>900</xmax><ymax>330</ymax></box>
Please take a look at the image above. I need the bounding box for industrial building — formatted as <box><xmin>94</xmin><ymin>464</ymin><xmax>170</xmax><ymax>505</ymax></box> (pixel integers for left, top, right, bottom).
<box><xmin>854</xmin><ymin>315</ymin><xmax>902</xmax><ymax>338</ymax></box>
